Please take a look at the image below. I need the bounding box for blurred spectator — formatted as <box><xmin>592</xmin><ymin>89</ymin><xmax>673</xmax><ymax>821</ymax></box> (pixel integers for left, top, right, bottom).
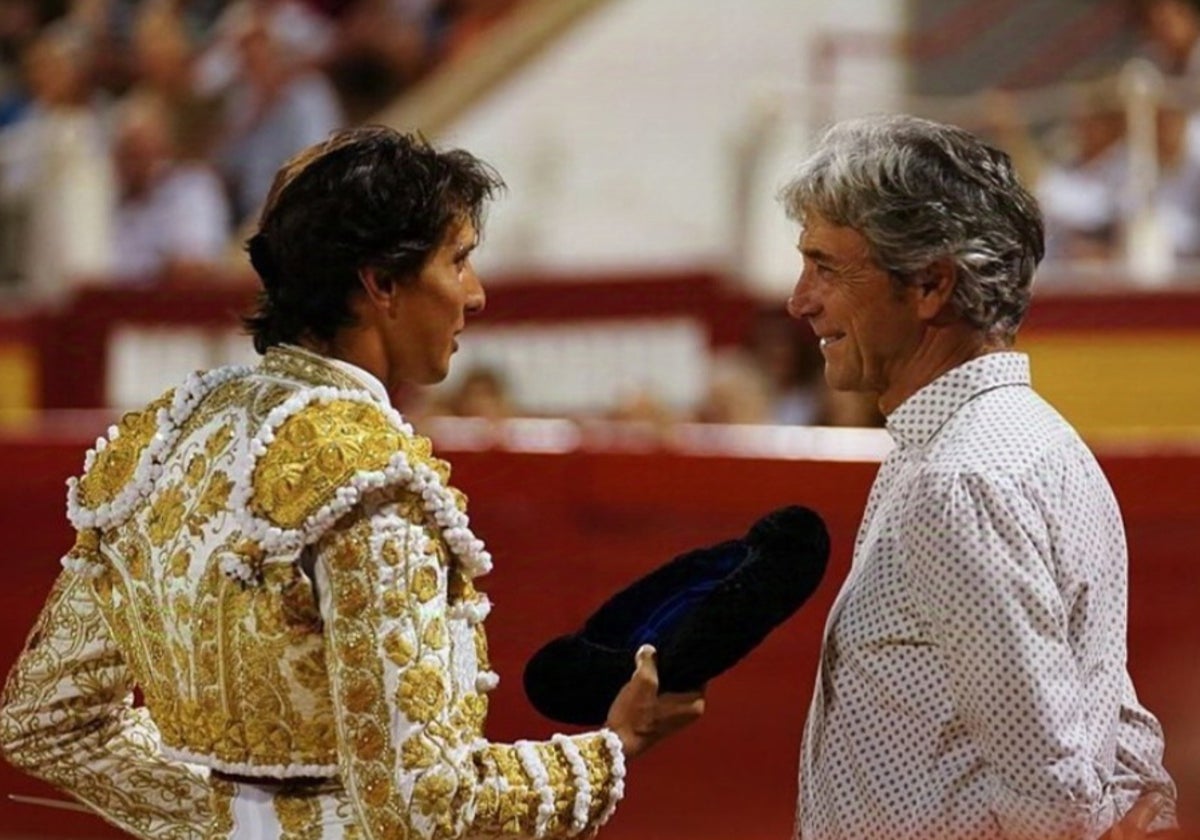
<box><xmin>609</xmin><ymin>386</ymin><xmax>676</xmax><ymax>430</ymax></box>
<box><xmin>0</xmin><ymin>0</ymin><xmax>58</xmax><ymax>128</ymax></box>
<box><xmin>0</xmin><ymin>20</ymin><xmax>113</xmax><ymax>300</ymax></box>
<box><xmin>746</xmin><ymin>309</ymin><xmax>825</xmax><ymax>425</ymax></box>
<box><xmin>196</xmin><ymin>0</ymin><xmax>337</xmax><ymax>96</ymax></box>
<box><xmin>1036</xmin><ymin>103</ymin><xmax>1127</xmax><ymax>260</ymax></box>
<box><xmin>217</xmin><ymin>4</ymin><xmax>343</xmax><ymax>223</ymax></box>
<box><xmin>1035</xmin><ymin>101</ymin><xmax>1200</xmax><ymax>261</ymax></box>
<box><xmin>443</xmin><ymin>364</ymin><xmax>515</xmax><ymax>420</ymax></box>
<box><xmin>110</xmin><ymin>94</ymin><xmax>230</xmax><ymax>283</ymax></box>
<box><xmin>694</xmin><ymin>349</ymin><xmax>772</xmax><ymax>425</ymax></box>
<box><xmin>327</xmin><ymin>0</ymin><xmax>428</xmax><ymax>123</ymax></box>
<box><xmin>1134</xmin><ymin>0</ymin><xmax>1200</xmax><ymax>77</ymax></box>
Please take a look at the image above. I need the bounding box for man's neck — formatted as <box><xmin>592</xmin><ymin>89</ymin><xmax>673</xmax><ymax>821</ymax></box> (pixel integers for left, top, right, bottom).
<box><xmin>878</xmin><ymin>326</ymin><xmax>1007</xmax><ymax>416</ymax></box>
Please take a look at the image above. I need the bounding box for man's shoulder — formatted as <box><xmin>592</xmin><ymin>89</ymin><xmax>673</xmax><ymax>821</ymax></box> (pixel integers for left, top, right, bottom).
<box><xmin>928</xmin><ymin>383</ymin><xmax>1084</xmax><ymax>476</ymax></box>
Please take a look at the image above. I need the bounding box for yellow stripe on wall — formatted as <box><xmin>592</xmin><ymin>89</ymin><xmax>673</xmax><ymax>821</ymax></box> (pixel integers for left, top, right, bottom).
<box><xmin>1018</xmin><ymin>332</ymin><xmax>1200</xmax><ymax>440</ymax></box>
<box><xmin>0</xmin><ymin>342</ymin><xmax>38</xmax><ymax>426</ymax></box>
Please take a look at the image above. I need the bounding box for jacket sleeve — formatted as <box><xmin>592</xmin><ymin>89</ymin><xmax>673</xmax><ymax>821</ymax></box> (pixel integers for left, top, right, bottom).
<box><xmin>0</xmin><ymin>563</ymin><xmax>212</xmax><ymax>839</ymax></box>
<box><xmin>314</xmin><ymin>505</ymin><xmax>627</xmax><ymax>840</ymax></box>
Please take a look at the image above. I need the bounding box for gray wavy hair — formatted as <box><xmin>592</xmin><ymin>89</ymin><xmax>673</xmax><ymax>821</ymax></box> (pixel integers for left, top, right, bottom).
<box><xmin>780</xmin><ymin>114</ymin><xmax>1044</xmax><ymax>341</ymax></box>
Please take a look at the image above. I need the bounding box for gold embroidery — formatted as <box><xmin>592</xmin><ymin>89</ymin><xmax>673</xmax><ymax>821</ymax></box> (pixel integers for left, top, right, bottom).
<box><xmin>578</xmin><ymin>735</ymin><xmax>615</xmax><ymax>824</ymax></box>
<box><xmin>382</xmin><ymin>630</ymin><xmax>415</xmax><ymax>667</ymax></box>
<box><xmin>187</xmin><ymin>470</ymin><xmax>234</xmax><ymax>537</ymax></box>
<box><xmin>411</xmin><ymin>768</ymin><xmax>455</xmax><ymax>825</ymax></box>
<box><xmin>483</xmin><ymin>745</ymin><xmax>537</xmax><ymax>834</ymax></box>
<box><xmin>421</xmin><ymin>618</ymin><xmax>447</xmax><ymax>650</ymax></box>
<box><xmin>336</xmin><ymin>619</ymin><xmax>372</xmax><ymax>667</ymax></box>
<box><xmin>262</xmin><ymin>345</ymin><xmax>369</xmax><ymax>394</ymax></box>
<box><xmin>251</xmin><ymin>400</ymin><xmax>403</xmax><ymax>530</ymax></box>
<box><xmin>473</xmin><ymin>624</ymin><xmax>490</xmax><ymax>673</ymax></box>
<box><xmin>335</xmin><ymin>577</ymin><xmax>370</xmax><ymax>614</ymax></box>
<box><xmin>411</xmin><ymin>566</ymin><xmax>439</xmax><ymax>603</ymax></box>
<box><xmin>458</xmin><ymin>693</ymin><xmax>487</xmax><ymax>738</ymax></box>
<box><xmin>400</xmin><ymin>734</ymin><xmax>437</xmax><ymax>769</ymax></box>
<box><xmin>274</xmin><ymin>784</ymin><xmax>323</xmax><ymax>840</ymax></box>
<box><xmin>206</xmin><ymin>423</ymin><xmax>234</xmax><ymax>459</ymax></box>
<box><xmin>76</xmin><ymin>389</ymin><xmax>175</xmax><ymax>510</ymax></box>
<box><xmin>382</xmin><ymin>588</ymin><xmax>409</xmax><ymax>617</ymax></box>
<box><xmin>381</xmin><ymin>539</ymin><xmax>403</xmax><ymax>567</ymax></box>
<box><xmin>186</xmin><ymin>453</ymin><xmax>208</xmax><ymax>487</ymax></box>
<box><xmin>536</xmin><ymin>743</ymin><xmax>574</xmax><ymax>836</ymax></box>
<box><xmin>167</xmin><ymin>548</ymin><xmax>191</xmax><ymax>578</ymax></box>
<box><xmin>1</xmin><ymin>573</ymin><xmax>212</xmax><ymax>837</ymax></box>
<box><xmin>147</xmin><ymin>483</ymin><xmax>187</xmax><ymax>548</ymax></box>
<box><xmin>397</xmin><ymin>662</ymin><xmax>447</xmax><ymax>723</ymax></box>
<box><xmin>209</xmin><ymin>778</ymin><xmax>236</xmax><ymax>839</ymax></box>
<box><xmin>354</xmin><ymin>720</ymin><xmax>387</xmax><ymax>761</ymax></box>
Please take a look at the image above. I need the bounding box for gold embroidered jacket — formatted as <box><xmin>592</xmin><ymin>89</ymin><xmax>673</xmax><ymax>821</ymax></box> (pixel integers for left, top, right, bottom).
<box><xmin>0</xmin><ymin>346</ymin><xmax>625</xmax><ymax>839</ymax></box>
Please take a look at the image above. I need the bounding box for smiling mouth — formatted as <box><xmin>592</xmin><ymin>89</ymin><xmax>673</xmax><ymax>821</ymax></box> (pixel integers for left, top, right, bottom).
<box><xmin>819</xmin><ymin>334</ymin><xmax>845</xmax><ymax>349</ymax></box>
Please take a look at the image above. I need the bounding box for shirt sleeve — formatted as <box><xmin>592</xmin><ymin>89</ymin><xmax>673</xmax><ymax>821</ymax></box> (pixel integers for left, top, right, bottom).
<box><xmin>904</xmin><ymin>469</ymin><xmax>1109</xmax><ymax>840</ymax></box>
<box><xmin>313</xmin><ymin>505</ymin><xmax>626</xmax><ymax>840</ymax></box>
<box><xmin>1109</xmin><ymin>674</ymin><xmax>1178</xmax><ymax>832</ymax></box>
<box><xmin>0</xmin><ymin>568</ymin><xmax>212</xmax><ymax>839</ymax></box>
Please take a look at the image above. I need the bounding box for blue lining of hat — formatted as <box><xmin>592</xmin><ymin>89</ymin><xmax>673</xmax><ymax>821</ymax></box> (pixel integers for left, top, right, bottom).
<box><xmin>629</xmin><ymin>542</ymin><xmax>744</xmax><ymax>647</ymax></box>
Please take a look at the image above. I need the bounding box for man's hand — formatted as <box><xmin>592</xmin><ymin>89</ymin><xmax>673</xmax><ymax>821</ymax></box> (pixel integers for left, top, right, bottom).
<box><xmin>1101</xmin><ymin>792</ymin><xmax>1170</xmax><ymax>840</ymax></box>
<box><xmin>604</xmin><ymin>645</ymin><xmax>705</xmax><ymax>760</ymax></box>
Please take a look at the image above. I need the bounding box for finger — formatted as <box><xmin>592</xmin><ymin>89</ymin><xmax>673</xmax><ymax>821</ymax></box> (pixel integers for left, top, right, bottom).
<box><xmin>1127</xmin><ymin>792</ymin><xmax>1166</xmax><ymax>832</ymax></box>
<box><xmin>633</xmin><ymin>644</ymin><xmax>658</xmax><ymax>683</ymax></box>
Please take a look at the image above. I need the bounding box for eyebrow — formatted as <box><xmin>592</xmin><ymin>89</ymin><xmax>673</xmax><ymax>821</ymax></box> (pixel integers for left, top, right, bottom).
<box><xmin>799</xmin><ymin>245</ymin><xmax>837</xmax><ymax>263</ymax></box>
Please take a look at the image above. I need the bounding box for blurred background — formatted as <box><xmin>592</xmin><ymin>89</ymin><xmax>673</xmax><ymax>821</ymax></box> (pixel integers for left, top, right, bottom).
<box><xmin>0</xmin><ymin>0</ymin><xmax>1198</xmax><ymax>838</ymax></box>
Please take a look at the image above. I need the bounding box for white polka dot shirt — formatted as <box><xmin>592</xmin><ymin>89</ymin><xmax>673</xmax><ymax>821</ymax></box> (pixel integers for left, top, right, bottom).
<box><xmin>795</xmin><ymin>352</ymin><xmax>1177</xmax><ymax>840</ymax></box>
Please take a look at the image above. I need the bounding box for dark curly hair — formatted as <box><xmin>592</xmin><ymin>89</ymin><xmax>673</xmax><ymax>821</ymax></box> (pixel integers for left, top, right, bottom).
<box><xmin>244</xmin><ymin>126</ymin><xmax>505</xmax><ymax>353</ymax></box>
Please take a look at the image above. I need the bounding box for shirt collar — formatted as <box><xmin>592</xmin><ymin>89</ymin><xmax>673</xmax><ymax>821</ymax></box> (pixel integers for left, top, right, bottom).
<box><xmin>271</xmin><ymin>343</ymin><xmax>393</xmax><ymax>407</ymax></box>
<box><xmin>324</xmin><ymin>355</ymin><xmax>392</xmax><ymax>407</ymax></box>
<box><xmin>885</xmin><ymin>352</ymin><xmax>1030</xmax><ymax>449</ymax></box>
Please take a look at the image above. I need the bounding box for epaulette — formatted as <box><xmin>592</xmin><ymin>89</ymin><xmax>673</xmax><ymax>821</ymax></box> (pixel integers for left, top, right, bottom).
<box><xmin>65</xmin><ymin>366</ymin><xmax>255</xmax><ymax>534</ymax></box>
<box><xmin>228</xmin><ymin>387</ymin><xmax>492</xmax><ymax>584</ymax></box>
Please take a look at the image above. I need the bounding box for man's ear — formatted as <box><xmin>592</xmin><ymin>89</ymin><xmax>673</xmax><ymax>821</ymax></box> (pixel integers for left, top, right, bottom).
<box><xmin>913</xmin><ymin>258</ymin><xmax>957</xmax><ymax>322</ymax></box>
<box><xmin>358</xmin><ymin>266</ymin><xmax>395</xmax><ymax>313</ymax></box>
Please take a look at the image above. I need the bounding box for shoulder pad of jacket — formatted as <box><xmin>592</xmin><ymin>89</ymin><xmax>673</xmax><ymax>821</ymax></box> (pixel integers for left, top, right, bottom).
<box><xmin>248</xmin><ymin>396</ymin><xmax>439</xmax><ymax>532</ymax></box>
<box><xmin>69</xmin><ymin>388</ymin><xmax>176</xmax><ymax>528</ymax></box>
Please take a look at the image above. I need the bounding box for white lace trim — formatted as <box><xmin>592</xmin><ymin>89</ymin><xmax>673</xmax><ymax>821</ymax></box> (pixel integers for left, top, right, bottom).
<box><xmin>552</xmin><ymin>734</ymin><xmax>592</xmax><ymax>835</ymax></box>
<box><xmin>516</xmin><ymin>741</ymin><xmax>555</xmax><ymax>837</ymax></box>
<box><xmin>60</xmin><ymin>554</ymin><xmax>104</xmax><ymax>578</ymax></box>
<box><xmin>449</xmin><ymin>594</ymin><xmax>492</xmax><ymax>625</ymax></box>
<box><xmin>596</xmin><ymin>728</ymin><xmax>627</xmax><ymax>828</ymax></box>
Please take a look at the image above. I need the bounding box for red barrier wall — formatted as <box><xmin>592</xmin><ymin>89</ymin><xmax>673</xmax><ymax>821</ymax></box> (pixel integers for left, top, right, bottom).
<box><xmin>0</xmin><ymin>428</ymin><xmax>1197</xmax><ymax>839</ymax></box>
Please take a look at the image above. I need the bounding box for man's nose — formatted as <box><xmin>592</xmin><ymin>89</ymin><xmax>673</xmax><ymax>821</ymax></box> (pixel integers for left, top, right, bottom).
<box><xmin>465</xmin><ymin>267</ymin><xmax>486</xmax><ymax>315</ymax></box>
<box><xmin>787</xmin><ymin>271</ymin><xmax>816</xmax><ymax>319</ymax></box>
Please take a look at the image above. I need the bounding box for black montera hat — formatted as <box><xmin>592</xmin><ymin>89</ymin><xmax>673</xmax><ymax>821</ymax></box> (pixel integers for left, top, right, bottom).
<box><xmin>523</xmin><ymin>505</ymin><xmax>829</xmax><ymax>726</ymax></box>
